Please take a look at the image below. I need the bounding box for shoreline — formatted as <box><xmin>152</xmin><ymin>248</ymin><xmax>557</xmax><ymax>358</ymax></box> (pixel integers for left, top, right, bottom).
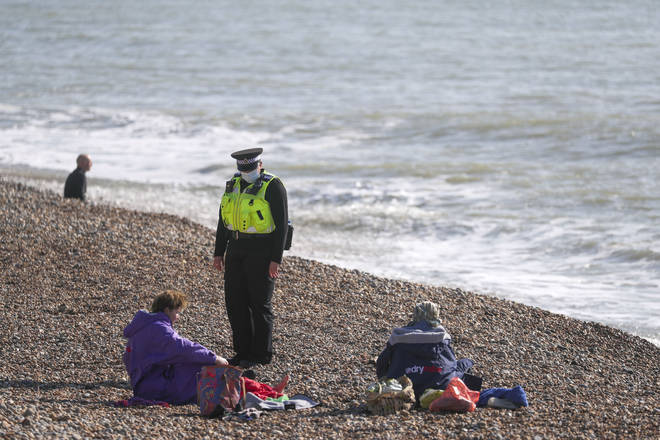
<box><xmin>1</xmin><ymin>179</ymin><xmax>658</xmax><ymax>439</ymax></box>
<box><xmin>2</xmin><ymin>168</ymin><xmax>658</xmax><ymax>348</ymax></box>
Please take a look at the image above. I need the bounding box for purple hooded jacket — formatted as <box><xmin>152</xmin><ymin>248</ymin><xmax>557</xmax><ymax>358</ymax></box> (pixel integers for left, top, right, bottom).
<box><xmin>123</xmin><ymin>310</ymin><xmax>217</xmax><ymax>405</ymax></box>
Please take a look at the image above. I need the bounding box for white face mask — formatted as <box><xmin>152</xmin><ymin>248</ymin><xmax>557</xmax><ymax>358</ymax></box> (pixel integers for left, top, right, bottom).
<box><xmin>241</xmin><ymin>168</ymin><xmax>260</xmax><ymax>183</ymax></box>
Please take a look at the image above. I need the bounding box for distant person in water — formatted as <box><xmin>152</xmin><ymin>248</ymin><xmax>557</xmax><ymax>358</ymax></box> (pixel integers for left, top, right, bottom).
<box><xmin>63</xmin><ymin>154</ymin><xmax>92</xmax><ymax>201</ymax></box>
<box><xmin>122</xmin><ymin>290</ymin><xmax>228</xmax><ymax>405</ymax></box>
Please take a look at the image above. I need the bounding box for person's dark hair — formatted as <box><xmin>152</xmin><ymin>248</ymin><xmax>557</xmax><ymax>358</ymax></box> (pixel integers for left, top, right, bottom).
<box><xmin>150</xmin><ymin>290</ymin><xmax>188</xmax><ymax>313</ymax></box>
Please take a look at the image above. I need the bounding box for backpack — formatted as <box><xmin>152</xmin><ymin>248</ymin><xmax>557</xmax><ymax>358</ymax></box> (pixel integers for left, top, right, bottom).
<box><xmin>197</xmin><ymin>365</ymin><xmax>245</xmax><ymax>417</ymax></box>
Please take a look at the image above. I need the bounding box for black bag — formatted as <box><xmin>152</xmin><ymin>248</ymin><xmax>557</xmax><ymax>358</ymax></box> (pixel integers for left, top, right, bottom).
<box><xmin>284</xmin><ymin>221</ymin><xmax>293</xmax><ymax>250</ymax></box>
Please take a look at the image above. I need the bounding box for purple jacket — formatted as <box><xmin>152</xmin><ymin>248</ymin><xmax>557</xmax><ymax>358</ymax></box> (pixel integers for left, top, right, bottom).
<box><xmin>123</xmin><ymin>310</ymin><xmax>217</xmax><ymax>405</ymax></box>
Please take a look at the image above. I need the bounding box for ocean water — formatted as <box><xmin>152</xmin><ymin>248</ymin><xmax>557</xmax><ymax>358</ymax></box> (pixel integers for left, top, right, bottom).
<box><xmin>1</xmin><ymin>0</ymin><xmax>659</xmax><ymax>345</ymax></box>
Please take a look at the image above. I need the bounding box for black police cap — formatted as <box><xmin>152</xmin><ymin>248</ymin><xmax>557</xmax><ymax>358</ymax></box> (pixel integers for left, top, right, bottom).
<box><xmin>231</xmin><ymin>148</ymin><xmax>263</xmax><ymax>171</ymax></box>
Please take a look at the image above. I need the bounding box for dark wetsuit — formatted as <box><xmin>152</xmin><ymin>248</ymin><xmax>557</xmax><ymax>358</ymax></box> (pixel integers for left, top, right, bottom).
<box><xmin>214</xmin><ymin>171</ymin><xmax>288</xmax><ymax>365</ymax></box>
<box><xmin>63</xmin><ymin>168</ymin><xmax>87</xmax><ymax>201</ymax></box>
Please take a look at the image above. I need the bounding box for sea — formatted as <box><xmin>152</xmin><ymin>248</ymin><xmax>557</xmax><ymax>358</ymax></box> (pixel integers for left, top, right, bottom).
<box><xmin>1</xmin><ymin>0</ymin><xmax>658</xmax><ymax>346</ymax></box>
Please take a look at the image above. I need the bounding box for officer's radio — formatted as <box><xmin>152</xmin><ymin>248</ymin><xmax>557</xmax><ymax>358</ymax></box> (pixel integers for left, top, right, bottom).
<box><xmin>284</xmin><ymin>221</ymin><xmax>293</xmax><ymax>251</ymax></box>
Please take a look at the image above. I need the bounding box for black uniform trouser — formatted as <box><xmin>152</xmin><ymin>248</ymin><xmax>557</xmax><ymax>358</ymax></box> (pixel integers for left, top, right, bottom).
<box><xmin>224</xmin><ymin>251</ymin><xmax>275</xmax><ymax>364</ymax></box>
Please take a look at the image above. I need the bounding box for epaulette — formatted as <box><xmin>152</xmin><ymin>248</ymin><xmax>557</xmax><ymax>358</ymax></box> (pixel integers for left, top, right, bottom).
<box><xmin>225</xmin><ymin>177</ymin><xmax>238</xmax><ymax>193</ymax></box>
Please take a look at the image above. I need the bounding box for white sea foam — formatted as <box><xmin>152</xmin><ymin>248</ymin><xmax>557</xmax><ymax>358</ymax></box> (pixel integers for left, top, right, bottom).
<box><xmin>0</xmin><ymin>106</ymin><xmax>274</xmax><ymax>184</ymax></box>
<box><xmin>0</xmin><ymin>103</ymin><xmax>22</xmax><ymax>113</ymax></box>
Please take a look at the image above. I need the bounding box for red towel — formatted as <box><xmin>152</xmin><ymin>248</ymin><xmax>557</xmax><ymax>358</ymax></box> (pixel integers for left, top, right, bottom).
<box><xmin>241</xmin><ymin>377</ymin><xmax>284</xmax><ymax>400</ymax></box>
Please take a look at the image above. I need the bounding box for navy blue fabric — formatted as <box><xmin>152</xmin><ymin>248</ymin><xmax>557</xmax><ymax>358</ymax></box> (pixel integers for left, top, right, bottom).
<box><xmin>477</xmin><ymin>386</ymin><xmax>529</xmax><ymax>407</ymax></box>
<box><xmin>376</xmin><ymin>321</ymin><xmax>474</xmax><ymax>399</ymax></box>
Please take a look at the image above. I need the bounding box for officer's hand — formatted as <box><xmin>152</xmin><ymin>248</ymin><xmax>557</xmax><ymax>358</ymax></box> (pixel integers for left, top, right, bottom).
<box><xmin>268</xmin><ymin>261</ymin><xmax>280</xmax><ymax>278</ymax></box>
<box><xmin>213</xmin><ymin>256</ymin><xmax>224</xmax><ymax>272</ymax></box>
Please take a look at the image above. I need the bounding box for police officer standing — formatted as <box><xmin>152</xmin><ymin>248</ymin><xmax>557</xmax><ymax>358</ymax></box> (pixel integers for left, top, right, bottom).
<box><xmin>213</xmin><ymin>148</ymin><xmax>289</xmax><ymax>369</ymax></box>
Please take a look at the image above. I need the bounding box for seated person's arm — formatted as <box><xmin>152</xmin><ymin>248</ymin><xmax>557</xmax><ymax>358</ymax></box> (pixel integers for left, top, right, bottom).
<box><xmin>153</xmin><ymin>324</ymin><xmax>219</xmax><ymax>366</ymax></box>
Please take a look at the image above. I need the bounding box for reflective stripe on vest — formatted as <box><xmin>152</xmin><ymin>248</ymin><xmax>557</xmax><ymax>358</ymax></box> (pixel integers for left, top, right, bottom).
<box><xmin>220</xmin><ymin>172</ymin><xmax>278</xmax><ymax>234</ymax></box>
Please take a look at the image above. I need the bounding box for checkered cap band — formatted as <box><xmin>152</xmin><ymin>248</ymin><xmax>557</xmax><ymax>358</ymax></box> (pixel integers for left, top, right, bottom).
<box><xmin>236</xmin><ymin>155</ymin><xmax>261</xmax><ymax>171</ymax></box>
<box><xmin>237</xmin><ymin>155</ymin><xmax>261</xmax><ymax>166</ymax></box>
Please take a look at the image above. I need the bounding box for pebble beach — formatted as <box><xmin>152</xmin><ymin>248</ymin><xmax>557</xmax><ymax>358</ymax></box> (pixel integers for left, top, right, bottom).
<box><xmin>1</xmin><ymin>179</ymin><xmax>658</xmax><ymax>439</ymax></box>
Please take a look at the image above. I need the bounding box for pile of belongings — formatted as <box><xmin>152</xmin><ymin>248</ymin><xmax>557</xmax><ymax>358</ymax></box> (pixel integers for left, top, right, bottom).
<box><xmin>375</xmin><ymin>301</ymin><xmax>475</xmax><ymax>400</ymax></box>
<box><xmin>198</xmin><ymin>365</ymin><xmax>319</xmax><ymax>421</ymax></box>
<box><xmin>423</xmin><ymin>376</ymin><xmax>480</xmax><ymax>412</ymax></box>
<box><xmin>365</xmin><ymin>376</ymin><xmax>415</xmax><ymax>415</ymax></box>
<box><xmin>418</xmin><ymin>378</ymin><xmax>528</xmax><ymax>412</ymax></box>
<box><xmin>370</xmin><ymin>301</ymin><xmax>529</xmax><ymax>413</ymax></box>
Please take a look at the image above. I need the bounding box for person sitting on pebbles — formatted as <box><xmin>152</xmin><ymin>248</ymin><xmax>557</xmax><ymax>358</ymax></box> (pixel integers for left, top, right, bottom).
<box><xmin>375</xmin><ymin>301</ymin><xmax>475</xmax><ymax>400</ymax></box>
<box><xmin>122</xmin><ymin>290</ymin><xmax>228</xmax><ymax>405</ymax></box>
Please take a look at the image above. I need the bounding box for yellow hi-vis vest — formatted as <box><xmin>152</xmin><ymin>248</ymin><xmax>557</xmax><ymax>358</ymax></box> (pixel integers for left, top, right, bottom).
<box><xmin>220</xmin><ymin>172</ymin><xmax>278</xmax><ymax>235</ymax></box>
